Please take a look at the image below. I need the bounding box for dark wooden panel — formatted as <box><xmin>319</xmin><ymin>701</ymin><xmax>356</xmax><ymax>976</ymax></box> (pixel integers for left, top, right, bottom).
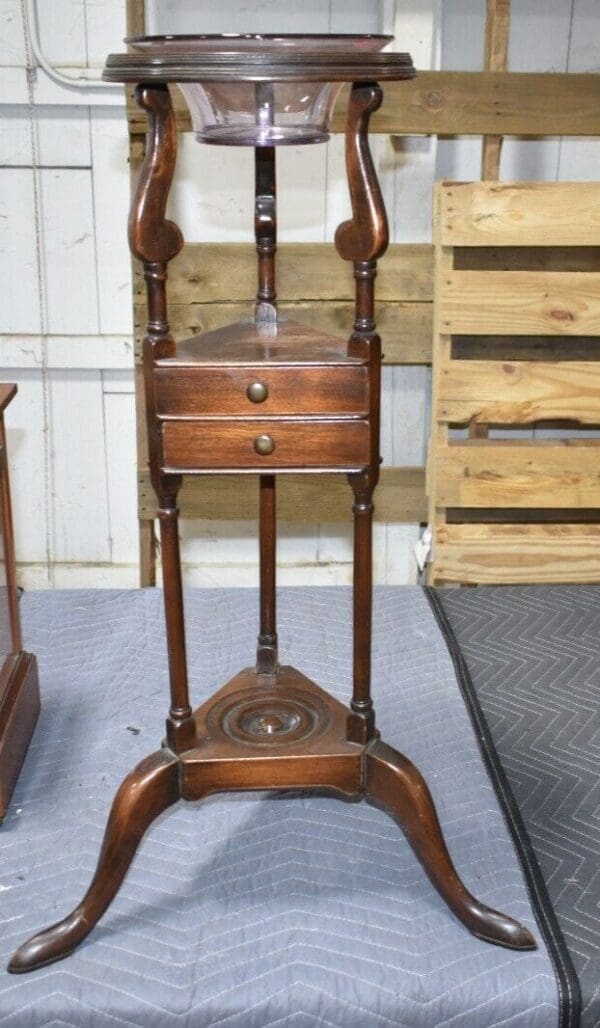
<box><xmin>156</xmin><ymin>365</ymin><xmax>369</xmax><ymax>417</ymax></box>
<box><xmin>161</xmin><ymin>418</ymin><xmax>371</xmax><ymax>472</ymax></box>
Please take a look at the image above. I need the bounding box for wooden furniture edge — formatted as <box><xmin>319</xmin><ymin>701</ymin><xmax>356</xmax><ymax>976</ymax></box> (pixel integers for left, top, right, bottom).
<box><xmin>0</xmin><ymin>652</ymin><xmax>40</xmax><ymax>820</ymax></box>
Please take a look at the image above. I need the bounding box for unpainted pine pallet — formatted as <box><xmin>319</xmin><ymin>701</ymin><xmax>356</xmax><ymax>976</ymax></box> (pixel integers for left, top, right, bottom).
<box><xmin>428</xmin><ymin>180</ymin><xmax>600</xmax><ymax>586</ymax></box>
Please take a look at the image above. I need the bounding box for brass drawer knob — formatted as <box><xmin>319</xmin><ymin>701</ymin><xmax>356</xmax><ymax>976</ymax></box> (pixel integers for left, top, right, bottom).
<box><xmin>246</xmin><ymin>381</ymin><xmax>268</xmax><ymax>403</ymax></box>
<box><xmin>254</xmin><ymin>434</ymin><xmax>275</xmax><ymax>456</ymax></box>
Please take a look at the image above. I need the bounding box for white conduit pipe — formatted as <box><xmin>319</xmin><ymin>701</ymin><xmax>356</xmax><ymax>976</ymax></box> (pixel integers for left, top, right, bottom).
<box><xmin>25</xmin><ymin>0</ymin><xmax>121</xmax><ymax>92</ymax></box>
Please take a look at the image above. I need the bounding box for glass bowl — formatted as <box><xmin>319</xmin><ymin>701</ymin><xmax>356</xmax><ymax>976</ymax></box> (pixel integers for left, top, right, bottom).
<box><xmin>125</xmin><ymin>34</ymin><xmax>393</xmax><ymax>146</ymax></box>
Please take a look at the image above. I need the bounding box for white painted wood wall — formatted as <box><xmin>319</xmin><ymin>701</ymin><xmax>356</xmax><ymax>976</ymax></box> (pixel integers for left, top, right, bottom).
<box><xmin>0</xmin><ymin>0</ymin><xmax>598</xmax><ymax>590</ymax></box>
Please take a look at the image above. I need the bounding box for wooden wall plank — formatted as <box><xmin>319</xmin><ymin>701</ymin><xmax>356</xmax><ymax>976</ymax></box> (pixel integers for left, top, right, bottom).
<box><xmin>438</xmin><ymin>359</ymin><xmax>600</xmax><ymax>424</ymax></box>
<box><xmin>435</xmin><ymin>442</ymin><xmax>600</xmax><ymax>509</ymax></box>
<box><xmin>127</xmin><ymin>72</ymin><xmax>600</xmax><ymax>138</ymax></box>
<box><xmin>133</xmin><ymin>243</ymin><xmax>434</xmax><ymax>305</ymax></box>
<box><xmin>442</xmin><ymin>271</ymin><xmax>600</xmax><ymax>336</ymax></box>
<box><xmin>433</xmin><ymin>523</ymin><xmax>600</xmax><ymax>584</ymax></box>
<box><xmin>138</xmin><ymin>467</ymin><xmax>427</xmax><ymax>524</ymax></box>
<box><xmin>441</xmin><ymin>182</ymin><xmax>600</xmax><ymax>247</ymax></box>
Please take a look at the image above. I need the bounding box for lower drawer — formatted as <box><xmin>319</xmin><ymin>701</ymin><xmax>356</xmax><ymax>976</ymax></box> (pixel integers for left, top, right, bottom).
<box><xmin>161</xmin><ymin>419</ymin><xmax>371</xmax><ymax>471</ymax></box>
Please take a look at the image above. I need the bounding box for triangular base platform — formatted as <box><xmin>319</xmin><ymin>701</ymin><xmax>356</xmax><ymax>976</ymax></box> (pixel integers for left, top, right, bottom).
<box><xmin>181</xmin><ymin>665</ymin><xmax>364</xmax><ymax>801</ymax></box>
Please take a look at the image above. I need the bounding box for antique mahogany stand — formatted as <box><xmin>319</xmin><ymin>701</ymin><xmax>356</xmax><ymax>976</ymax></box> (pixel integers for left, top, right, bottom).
<box><xmin>0</xmin><ymin>385</ymin><xmax>39</xmax><ymax>824</ymax></box>
<box><xmin>10</xmin><ymin>43</ymin><xmax>535</xmax><ymax>972</ymax></box>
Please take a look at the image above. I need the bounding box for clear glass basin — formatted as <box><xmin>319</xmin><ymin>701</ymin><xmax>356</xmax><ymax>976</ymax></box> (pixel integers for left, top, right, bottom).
<box><xmin>125</xmin><ymin>34</ymin><xmax>392</xmax><ymax>146</ymax></box>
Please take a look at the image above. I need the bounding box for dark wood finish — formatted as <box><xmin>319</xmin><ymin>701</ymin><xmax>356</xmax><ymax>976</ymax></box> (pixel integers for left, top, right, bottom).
<box><xmin>159</xmin><ymin>317</ymin><xmax>368</xmax><ymax>365</ymax></box>
<box><xmin>10</xmin><ymin>51</ymin><xmax>536</xmax><ymax>972</ymax></box>
<box><xmin>0</xmin><ymin>653</ymin><xmax>39</xmax><ymax>820</ymax></box>
<box><xmin>255</xmin><ymin>144</ymin><xmax>277</xmax><ymax>323</ymax></box>
<box><xmin>8</xmin><ymin>749</ymin><xmax>180</xmax><ymax>973</ymax></box>
<box><xmin>254</xmin><ymin>144</ymin><xmax>279</xmax><ymax>674</ymax></box>
<box><xmin>336</xmin><ymin>82</ymin><xmax>388</xmax><ymax>740</ymax></box>
<box><xmin>156</xmin><ymin>364</ymin><xmax>369</xmax><ymax>416</ymax></box>
<box><xmin>9</xmin><ymin>667</ymin><xmax>534</xmax><ymax>973</ymax></box>
<box><xmin>0</xmin><ymin>386</ymin><xmax>40</xmax><ymax>822</ymax></box>
<box><xmin>129</xmin><ymin>85</ymin><xmax>195</xmax><ymax>753</ymax></box>
<box><xmin>257</xmin><ymin>475</ymin><xmax>278</xmax><ymax>674</ymax></box>
<box><xmin>365</xmin><ymin>739</ymin><xmax>535</xmax><ymax>949</ymax></box>
<box><xmin>161</xmin><ymin>419</ymin><xmax>371</xmax><ymax>472</ymax></box>
<box><xmin>0</xmin><ymin>411</ymin><xmax>22</xmax><ymax>653</ymax></box>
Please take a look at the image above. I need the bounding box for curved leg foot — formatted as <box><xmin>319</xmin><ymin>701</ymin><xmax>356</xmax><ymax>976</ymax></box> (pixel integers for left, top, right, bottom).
<box><xmin>8</xmin><ymin>749</ymin><xmax>180</xmax><ymax>973</ymax></box>
<box><xmin>366</xmin><ymin>739</ymin><xmax>536</xmax><ymax>950</ymax></box>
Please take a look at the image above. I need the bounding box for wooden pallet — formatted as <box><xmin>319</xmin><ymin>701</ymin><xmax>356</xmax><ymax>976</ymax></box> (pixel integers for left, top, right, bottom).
<box><xmin>428</xmin><ymin>181</ymin><xmax>600</xmax><ymax>585</ymax></box>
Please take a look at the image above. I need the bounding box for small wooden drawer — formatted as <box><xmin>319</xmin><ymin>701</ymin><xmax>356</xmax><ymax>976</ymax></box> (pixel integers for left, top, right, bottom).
<box><xmin>155</xmin><ymin>366</ymin><xmax>369</xmax><ymax>418</ymax></box>
<box><xmin>161</xmin><ymin>419</ymin><xmax>371</xmax><ymax>471</ymax></box>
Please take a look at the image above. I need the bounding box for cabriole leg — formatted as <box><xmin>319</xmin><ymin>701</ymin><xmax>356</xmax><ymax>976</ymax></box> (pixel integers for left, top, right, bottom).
<box><xmin>366</xmin><ymin>739</ymin><xmax>537</xmax><ymax>950</ymax></box>
<box><xmin>8</xmin><ymin>750</ymin><xmax>180</xmax><ymax>973</ymax></box>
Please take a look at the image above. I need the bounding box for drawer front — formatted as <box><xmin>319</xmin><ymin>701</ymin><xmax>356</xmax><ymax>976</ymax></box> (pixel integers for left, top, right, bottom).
<box><xmin>155</xmin><ymin>366</ymin><xmax>369</xmax><ymax>417</ymax></box>
<box><xmin>161</xmin><ymin>419</ymin><xmax>371</xmax><ymax>471</ymax></box>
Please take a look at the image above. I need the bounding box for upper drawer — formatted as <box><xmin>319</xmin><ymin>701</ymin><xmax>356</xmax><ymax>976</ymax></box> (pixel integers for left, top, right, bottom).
<box><xmin>154</xmin><ymin>365</ymin><xmax>369</xmax><ymax>418</ymax></box>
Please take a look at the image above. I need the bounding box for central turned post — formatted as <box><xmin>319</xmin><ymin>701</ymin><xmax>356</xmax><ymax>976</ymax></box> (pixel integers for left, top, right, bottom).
<box><xmin>254</xmin><ymin>143</ymin><xmax>279</xmax><ymax>677</ymax></box>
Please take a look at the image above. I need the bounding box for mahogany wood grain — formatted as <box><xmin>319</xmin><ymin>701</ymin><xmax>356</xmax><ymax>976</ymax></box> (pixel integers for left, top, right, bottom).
<box><xmin>130</xmin><ymin>85</ymin><xmax>196</xmax><ymax>752</ymax></box>
<box><xmin>160</xmin><ymin>419</ymin><xmax>371</xmax><ymax>472</ymax></box>
<box><xmin>0</xmin><ymin>389</ymin><xmax>40</xmax><ymax>822</ymax></box>
<box><xmin>162</xmin><ymin>317</ymin><xmax>366</xmax><ymax>366</ymax></box>
<box><xmin>365</xmin><ymin>739</ymin><xmax>536</xmax><ymax>949</ymax></box>
<box><xmin>336</xmin><ymin>82</ymin><xmax>388</xmax><ymax>739</ymax></box>
<box><xmin>0</xmin><ymin>416</ymin><xmax>21</xmax><ymax>652</ymax></box>
<box><xmin>0</xmin><ymin>653</ymin><xmax>39</xmax><ymax>820</ymax></box>
<box><xmin>155</xmin><ymin>365</ymin><xmax>369</xmax><ymax>417</ymax></box>
<box><xmin>8</xmin><ymin>750</ymin><xmax>180</xmax><ymax>973</ymax></box>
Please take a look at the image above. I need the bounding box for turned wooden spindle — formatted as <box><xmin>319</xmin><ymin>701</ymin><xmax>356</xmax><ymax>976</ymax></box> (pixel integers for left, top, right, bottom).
<box><xmin>335</xmin><ymin>82</ymin><xmax>388</xmax><ymax>741</ymax></box>
<box><xmin>254</xmin><ymin>143</ymin><xmax>279</xmax><ymax>676</ymax></box>
<box><xmin>130</xmin><ymin>85</ymin><xmax>195</xmax><ymax>753</ymax></box>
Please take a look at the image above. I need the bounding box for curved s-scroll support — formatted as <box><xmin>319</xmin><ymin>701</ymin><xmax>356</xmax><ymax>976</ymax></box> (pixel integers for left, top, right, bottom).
<box><xmin>334</xmin><ymin>82</ymin><xmax>388</xmax><ymax>266</ymax></box>
<box><xmin>129</xmin><ymin>84</ymin><xmax>183</xmax><ymax>267</ymax></box>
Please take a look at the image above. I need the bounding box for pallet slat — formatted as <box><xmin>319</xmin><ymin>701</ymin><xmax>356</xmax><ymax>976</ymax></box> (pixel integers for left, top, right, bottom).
<box><xmin>441</xmin><ymin>271</ymin><xmax>600</xmax><ymax>336</ymax></box>
<box><xmin>434</xmin><ymin>523</ymin><xmax>600</xmax><ymax>584</ymax></box>
<box><xmin>126</xmin><ymin>73</ymin><xmax>600</xmax><ymax>138</ymax></box>
<box><xmin>438</xmin><ymin>359</ymin><xmax>600</xmax><ymax>424</ymax></box>
<box><xmin>138</xmin><ymin>466</ymin><xmax>427</xmax><ymax>524</ymax></box>
<box><xmin>440</xmin><ymin>182</ymin><xmax>600</xmax><ymax>247</ymax></box>
<box><xmin>435</xmin><ymin>443</ymin><xmax>600</xmax><ymax>509</ymax></box>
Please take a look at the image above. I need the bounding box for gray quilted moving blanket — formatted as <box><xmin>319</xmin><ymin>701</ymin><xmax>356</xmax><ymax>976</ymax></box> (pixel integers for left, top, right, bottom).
<box><xmin>1</xmin><ymin>587</ymin><xmax>558</xmax><ymax>1026</ymax></box>
<box><xmin>436</xmin><ymin>585</ymin><xmax>600</xmax><ymax>1028</ymax></box>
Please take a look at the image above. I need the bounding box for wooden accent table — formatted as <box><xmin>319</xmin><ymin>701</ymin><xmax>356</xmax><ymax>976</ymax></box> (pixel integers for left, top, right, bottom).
<box><xmin>0</xmin><ymin>385</ymin><xmax>40</xmax><ymax>822</ymax></box>
<box><xmin>9</xmin><ymin>39</ymin><xmax>535</xmax><ymax>973</ymax></box>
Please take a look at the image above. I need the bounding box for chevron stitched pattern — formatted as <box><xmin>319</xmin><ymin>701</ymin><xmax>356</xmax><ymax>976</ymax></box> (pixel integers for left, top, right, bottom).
<box><xmin>0</xmin><ymin>587</ymin><xmax>555</xmax><ymax>1027</ymax></box>
<box><xmin>439</xmin><ymin>585</ymin><xmax>600</xmax><ymax>1028</ymax></box>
